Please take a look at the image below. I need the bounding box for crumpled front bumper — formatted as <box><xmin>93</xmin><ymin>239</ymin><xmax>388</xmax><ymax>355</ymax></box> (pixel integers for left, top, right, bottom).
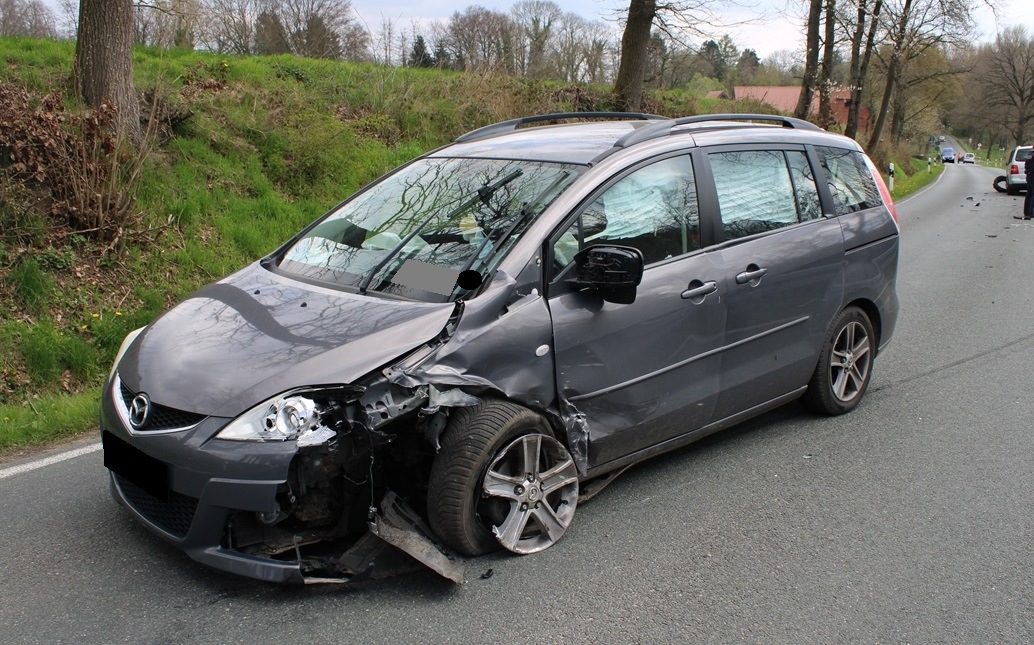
<box><xmin>101</xmin><ymin>381</ymin><xmax>463</xmax><ymax>584</ymax></box>
<box><xmin>108</xmin><ymin>470</ymin><xmax>307</xmax><ymax>583</ymax></box>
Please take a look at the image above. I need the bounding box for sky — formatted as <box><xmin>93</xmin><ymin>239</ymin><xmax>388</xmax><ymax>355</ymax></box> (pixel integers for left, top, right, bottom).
<box><xmin>347</xmin><ymin>0</ymin><xmax>1034</xmax><ymax>61</ymax></box>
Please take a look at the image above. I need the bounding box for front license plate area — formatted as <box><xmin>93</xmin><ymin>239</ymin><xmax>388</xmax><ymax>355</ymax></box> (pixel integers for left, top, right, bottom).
<box><xmin>103</xmin><ymin>431</ymin><xmax>169</xmax><ymax>502</ymax></box>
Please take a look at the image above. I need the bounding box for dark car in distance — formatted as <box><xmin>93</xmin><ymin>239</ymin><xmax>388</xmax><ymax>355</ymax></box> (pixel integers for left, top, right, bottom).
<box><xmin>102</xmin><ymin>113</ymin><xmax>900</xmax><ymax>584</ymax></box>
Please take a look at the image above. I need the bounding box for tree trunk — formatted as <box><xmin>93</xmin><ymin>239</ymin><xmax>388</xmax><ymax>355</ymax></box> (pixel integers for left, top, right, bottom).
<box><xmin>868</xmin><ymin>0</ymin><xmax>912</xmax><ymax>150</ymax></box>
<box><xmin>868</xmin><ymin>54</ymin><xmax>898</xmax><ymax>150</ymax></box>
<box><xmin>890</xmin><ymin>90</ymin><xmax>906</xmax><ymax>145</ymax></box>
<box><xmin>846</xmin><ymin>0</ymin><xmax>883</xmax><ymax>139</ymax></box>
<box><xmin>817</xmin><ymin>0</ymin><xmax>836</xmax><ymax>129</ymax></box>
<box><xmin>614</xmin><ymin>0</ymin><xmax>656</xmax><ymax>112</ymax></box>
<box><xmin>795</xmin><ymin>0</ymin><xmax>823</xmax><ymax>120</ymax></box>
<box><xmin>73</xmin><ymin>0</ymin><xmax>140</xmax><ymax>141</ymax></box>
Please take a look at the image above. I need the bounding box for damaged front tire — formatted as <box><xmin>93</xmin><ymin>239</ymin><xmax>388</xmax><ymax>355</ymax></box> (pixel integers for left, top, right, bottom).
<box><xmin>427</xmin><ymin>400</ymin><xmax>579</xmax><ymax>557</ymax></box>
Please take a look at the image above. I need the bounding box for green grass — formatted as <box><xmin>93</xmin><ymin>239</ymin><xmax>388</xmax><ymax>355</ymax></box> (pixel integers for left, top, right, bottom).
<box><xmin>0</xmin><ymin>37</ymin><xmax>75</xmax><ymax>93</ymax></box>
<box><xmin>0</xmin><ymin>389</ymin><xmax>100</xmax><ymax>450</ymax></box>
<box><xmin>887</xmin><ymin>157</ymin><xmax>944</xmax><ymax>201</ymax></box>
<box><xmin>20</xmin><ymin>322</ymin><xmax>102</xmax><ymax>386</ymax></box>
<box><xmin>10</xmin><ymin>257</ymin><xmax>54</xmax><ymax>314</ymax></box>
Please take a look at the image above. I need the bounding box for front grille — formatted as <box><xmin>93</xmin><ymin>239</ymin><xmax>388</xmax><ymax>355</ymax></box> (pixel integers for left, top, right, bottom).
<box><xmin>115</xmin><ymin>473</ymin><xmax>199</xmax><ymax>538</ymax></box>
<box><xmin>118</xmin><ymin>379</ymin><xmax>207</xmax><ymax>431</ymax></box>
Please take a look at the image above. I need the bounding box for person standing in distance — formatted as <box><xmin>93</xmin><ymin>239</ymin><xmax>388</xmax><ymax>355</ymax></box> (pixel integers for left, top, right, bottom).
<box><xmin>1025</xmin><ymin>149</ymin><xmax>1034</xmax><ymax>219</ymax></box>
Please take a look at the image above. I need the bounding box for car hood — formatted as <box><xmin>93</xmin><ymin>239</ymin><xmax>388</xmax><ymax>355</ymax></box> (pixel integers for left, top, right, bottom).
<box><xmin>117</xmin><ymin>263</ymin><xmax>455</xmax><ymax>418</ymax></box>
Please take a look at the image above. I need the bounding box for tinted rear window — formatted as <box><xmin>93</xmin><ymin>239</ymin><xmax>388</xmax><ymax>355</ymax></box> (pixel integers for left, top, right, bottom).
<box><xmin>1015</xmin><ymin>148</ymin><xmax>1033</xmax><ymax>162</ymax></box>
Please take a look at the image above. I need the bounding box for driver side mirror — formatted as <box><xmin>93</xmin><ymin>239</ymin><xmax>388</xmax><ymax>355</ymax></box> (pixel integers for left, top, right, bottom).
<box><xmin>574</xmin><ymin>245</ymin><xmax>644</xmax><ymax>305</ymax></box>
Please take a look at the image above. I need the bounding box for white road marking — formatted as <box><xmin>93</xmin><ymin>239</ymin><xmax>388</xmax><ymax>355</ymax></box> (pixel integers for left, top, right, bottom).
<box><xmin>0</xmin><ymin>442</ymin><xmax>102</xmax><ymax>480</ymax></box>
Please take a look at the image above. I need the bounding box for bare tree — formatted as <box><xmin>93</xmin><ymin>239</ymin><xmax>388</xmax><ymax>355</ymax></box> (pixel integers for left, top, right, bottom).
<box><xmin>57</xmin><ymin>0</ymin><xmax>78</xmax><ymax>38</ymax></box>
<box><xmin>959</xmin><ymin>44</ymin><xmax>1012</xmax><ymax>157</ymax></box>
<box><xmin>794</xmin><ymin>0</ymin><xmax>823</xmax><ymax>119</ymax></box>
<box><xmin>844</xmin><ymin>0</ymin><xmax>885</xmax><ymax>139</ymax></box>
<box><xmin>978</xmin><ymin>27</ymin><xmax>1034</xmax><ymax>146</ymax></box>
<box><xmin>613</xmin><ymin>0</ymin><xmax>655</xmax><ymax>110</ymax></box>
<box><xmin>816</xmin><ymin>0</ymin><xmax>836</xmax><ymax>129</ymax></box>
<box><xmin>198</xmin><ymin>0</ymin><xmax>254</xmax><ymax>54</ymax></box>
<box><xmin>135</xmin><ymin>0</ymin><xmax>200</xmax><ymax>48</ymax></box>
<box><xmin>551</xmin><ymin>12</ymin><xmax>590</xmax><ymax>82</ymax></box>
<box><xmin>511</xmin><ymin>0</ymin><xmax>561</xmax><ymax>78</ymax></box>
<box><xmin>441</xmin><ymin>6</ymin><xmax>517</xmax><ymax>72</ymax></box>
<box><xmin>281</xmin><ymin>0</ymin><xmax>362</xmax><ymax>59</ymax></box>
<box><xmin>1</xmin><ymin>0</ymin><xmax>58</xmax><ymax>37</ymax></box>
<box><xmin>867</xmin><ymin>0</ymin><xmax>976</xmax><ymax>149</ymax></box>
<box><xmin>372</xmin><ymin>14</ymin><xmax>397</xmax><ymax>65</ymax></box>
<box><xmin>581</xmin><ymin>20</ymin><xmax>617</xmax><ymax>85</ymax></box>
<box><xmin>198</xmin><ymin>0</ymin><xmax>367</xmax><ymax>59</ymax></box>
<box><xmin>613</xmin><ymin>0</ymin><xmax>726</xmax><ymax>111</ymax></box>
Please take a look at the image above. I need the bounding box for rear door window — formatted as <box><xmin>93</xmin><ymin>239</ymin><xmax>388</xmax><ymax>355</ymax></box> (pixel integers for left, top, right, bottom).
<box><xmin>708</xmin><ymin>149</ymin><xmax>821</xmax><ymax>241</ymax></box>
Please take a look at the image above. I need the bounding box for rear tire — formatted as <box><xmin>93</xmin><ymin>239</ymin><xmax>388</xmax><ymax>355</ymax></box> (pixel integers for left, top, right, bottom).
<box><xmin>801</xmin><ymin>306</ymin><xmax>875</xmax><ymax>415</ymax></box>
<box><xmin>427</xmin><ymin>399</ymin><xmax>578</xmax><ymax>556</ymax></box>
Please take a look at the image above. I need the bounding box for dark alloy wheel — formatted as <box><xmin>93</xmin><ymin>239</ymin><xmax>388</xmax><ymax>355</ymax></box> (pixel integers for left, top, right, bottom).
<box><xmin>427</xmin><ymin>399</ymin><xmax>579</xmax><ymax>557</ymax></box>
<box><xmin>802</xmin><ymin>306</ymin><xmax>875</xmax><ymax>415</ymax></box>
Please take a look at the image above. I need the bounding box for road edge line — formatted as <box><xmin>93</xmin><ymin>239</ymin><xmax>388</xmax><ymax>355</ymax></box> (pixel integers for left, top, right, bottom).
<box><xmin>0</xmin><ymin>442</ymin><xmax>102</xmax><ymax>480</ymax></box>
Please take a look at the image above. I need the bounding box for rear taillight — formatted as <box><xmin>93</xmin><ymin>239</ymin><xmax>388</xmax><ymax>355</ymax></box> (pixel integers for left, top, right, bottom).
<box><xmin>1011</xmin><ymin>164</ymin><xmax>1020</xmax><ymax>175</ymax></box>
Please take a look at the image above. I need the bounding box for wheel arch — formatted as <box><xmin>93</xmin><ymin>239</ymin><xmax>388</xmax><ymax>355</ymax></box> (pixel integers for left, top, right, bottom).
<box><xmin>846</xmin><ymin>297</ymin><xmax>882</xmax><ymax>356</ymax></box>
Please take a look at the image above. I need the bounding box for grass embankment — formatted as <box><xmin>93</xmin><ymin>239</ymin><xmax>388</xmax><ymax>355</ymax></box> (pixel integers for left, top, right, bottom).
<box><xmin>887</xmin><ymin>156</ymin><xmax>944</xmax><ymax>201</ymax></box>
<box><xmin>0</xmin><ymin>37</ymin><xmax>933</xmax><ymax>456</ymax></box>
<box><xmin>0</xmin><ymin>39</ymin><xmax>661</xmax><ymax>453</ymax></box>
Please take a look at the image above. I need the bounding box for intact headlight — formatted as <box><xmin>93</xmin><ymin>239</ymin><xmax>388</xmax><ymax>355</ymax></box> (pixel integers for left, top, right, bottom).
<box><xmin>216</xmin><ymin>392</ymin><xmax>329</xmax><ymax>442</ymax></box>
<box><xmin>109</xmin><ymin>326</ymin><xmax>145</xmax><ymax>381</ymax></box>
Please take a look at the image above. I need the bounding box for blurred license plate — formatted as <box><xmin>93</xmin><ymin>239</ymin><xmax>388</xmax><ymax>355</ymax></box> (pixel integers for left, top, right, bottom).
<box><xmin>102</xmin><ymin>431</ymin><xmax>169</xmax><ymax>501</ymax></box>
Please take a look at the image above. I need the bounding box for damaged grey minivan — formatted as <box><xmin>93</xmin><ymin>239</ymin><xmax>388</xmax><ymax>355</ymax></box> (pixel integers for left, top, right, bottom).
<box><xmin>101</xmin><ymin>113</ymin><xmax>899</xmax><ymax>583</ymax></box>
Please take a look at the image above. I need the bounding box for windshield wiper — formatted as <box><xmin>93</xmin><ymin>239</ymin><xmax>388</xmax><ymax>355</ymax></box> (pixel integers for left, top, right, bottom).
<box><xmin>453</xmin><ymin>170</ymin><xmax>572</xmax><ymax>295</ymax></box>
<box><xmin>358</xmin><ymin>167</ymin><xmax>524</xmax><ymax>294</ymax></box>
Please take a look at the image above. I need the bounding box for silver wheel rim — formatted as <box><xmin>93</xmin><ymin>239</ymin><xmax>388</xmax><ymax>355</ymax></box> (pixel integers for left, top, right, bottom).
<box><xmin>481</xmin><ymin>434</ymin><xmax>579</xmax><ymax>554</ymax></box>
<box><xmin>829</xmin><ymin>320</ymin><xmax>871</xmax><ymax>402</ymax></box>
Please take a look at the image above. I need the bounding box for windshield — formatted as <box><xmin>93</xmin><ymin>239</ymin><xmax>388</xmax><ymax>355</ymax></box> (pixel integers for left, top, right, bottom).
<box><xmin>277</xmin><ymin>157</ymin><xmax>580</xmax><ymax>301</ymax></box>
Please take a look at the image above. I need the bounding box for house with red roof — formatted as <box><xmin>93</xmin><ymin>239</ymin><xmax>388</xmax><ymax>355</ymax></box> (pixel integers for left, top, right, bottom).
<box><xmin>732</xmin><ymin>86</ymin><xmax>871</xmax><ymax>132</ymax></box>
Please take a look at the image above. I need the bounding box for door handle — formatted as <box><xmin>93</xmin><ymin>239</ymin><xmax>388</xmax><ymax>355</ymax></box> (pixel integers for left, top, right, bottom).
<box><xmin>681</xmin><ymin>280</ymin><xmax>718</xmax><ymax>301</ymax></box>
<box><xmin>735</xmin><ymin>265</ymin><xmax>768</xmax><ymax>285</ymax></box>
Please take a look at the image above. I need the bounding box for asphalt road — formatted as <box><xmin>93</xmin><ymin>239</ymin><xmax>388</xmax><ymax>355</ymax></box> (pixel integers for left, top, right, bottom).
<box><xmin>2</xmin><ymin>162</ymin><xmax>1033</xmax><ymax>644</ymax></box>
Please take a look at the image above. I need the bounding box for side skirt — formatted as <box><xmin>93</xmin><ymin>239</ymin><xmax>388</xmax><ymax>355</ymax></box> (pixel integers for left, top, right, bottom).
<box><xmin>583</xmin><ymin>386</ymin><xmax>808</xmax><ymax>480</ymax></box>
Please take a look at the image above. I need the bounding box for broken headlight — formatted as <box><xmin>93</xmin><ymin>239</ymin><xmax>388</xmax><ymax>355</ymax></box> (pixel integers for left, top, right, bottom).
<box><xmin>216</xmin><ymin>392</ymin><xmax>332</xmax><ymax>443</ymax></box>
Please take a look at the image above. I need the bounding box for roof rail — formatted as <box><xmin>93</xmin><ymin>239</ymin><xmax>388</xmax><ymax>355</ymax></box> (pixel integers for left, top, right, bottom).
<box><xmin>613</xmin><ymin>113</ymin><xmax>822</xmax><ymax>150</ymax></box>
<box><xmin>455</xmin><ymin>112</ymin><xmax>667</xmax><ymax>144</ymax></box>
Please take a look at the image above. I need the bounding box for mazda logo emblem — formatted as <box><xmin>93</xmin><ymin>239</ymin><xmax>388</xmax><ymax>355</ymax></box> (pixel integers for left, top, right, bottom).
<box><xmin>129</xmin><ymin>393</ymin><xmax>151</xmax><ymax>429</ymax></box>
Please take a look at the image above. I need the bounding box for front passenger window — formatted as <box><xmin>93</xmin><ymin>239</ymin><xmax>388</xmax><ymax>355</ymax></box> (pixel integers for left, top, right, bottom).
<box><xmin>552</xmin><ymin>155</ymin><xmax>699</xmax><ymax>271</ymax></box>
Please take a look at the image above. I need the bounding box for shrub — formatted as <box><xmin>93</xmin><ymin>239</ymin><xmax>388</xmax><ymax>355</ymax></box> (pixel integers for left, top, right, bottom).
<box><xmin>0</xmin><ymin>83</ymin><xmax>159</xmax><ymax>248</ymax></box>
